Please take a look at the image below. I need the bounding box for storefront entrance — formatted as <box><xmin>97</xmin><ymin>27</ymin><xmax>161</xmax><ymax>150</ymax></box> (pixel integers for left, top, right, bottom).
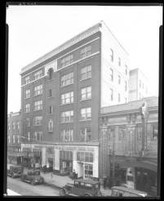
<box><xmin>60</xmin><ymin>151</ymin><xmax>73</xmax><ymax>174</ymax></box>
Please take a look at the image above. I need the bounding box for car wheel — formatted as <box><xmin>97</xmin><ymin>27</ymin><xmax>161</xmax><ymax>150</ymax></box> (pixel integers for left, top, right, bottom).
<box><xmin>59</xmin><ymin>188</ymin><xmax>66</xmax><ymax>196</ymax></box>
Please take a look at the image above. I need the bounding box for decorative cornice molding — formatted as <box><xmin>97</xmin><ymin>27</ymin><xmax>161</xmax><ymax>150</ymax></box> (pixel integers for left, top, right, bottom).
<box><xmin>20</xmin><ymin>23</ymin><xmax>101</xmax><ymax>75</ymax></box>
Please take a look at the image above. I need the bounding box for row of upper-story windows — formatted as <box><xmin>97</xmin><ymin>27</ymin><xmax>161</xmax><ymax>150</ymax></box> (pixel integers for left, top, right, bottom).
<box><xmin>109</xmin><ymin>48</ymin><xmax>128</xmax><ymax>75</ymax></box>
<box><xmin>25</xmin><ymin>118</ymin><xmax>53</xmax><ymax>132</ymax></box>
<box><xmin>25</xmin><ymin>85</ymin><xmax>43</xmax><ymax>99</ymax></box>
<box><xmin>22</xmin><ymin>42</ymin><xmax>96</xmax><ymax>86</ymax></box>
<box><xmin>59</xmin><ymin>45</ymin><xmax>92</xmax><ymax>69</ymax></box>
<box><xmin>60</xmin><ymin>128</ymin><xmax>92</xmax><ymax>142</ymax></box>
<box><xmin>109</xmin><ymin>88</ymin><xmax>128</xmax><ymax>103</ymax></box>
<box><xmin>24</xmin><ymin>65</ymin><xmax>92</xmax><ymax>100</ymax></box>
<box><xmin>109</xmin><ymin>68</ymin><xmax>128</xmax><ymax>87</ymax></box>
<box><xmin>25</xmin><ymin>100</ymin><xmax>43</xmax><ymax>113</ymax></box>
<box><xmin>24</xmin><ymin>69</ymin><xmax>44</xmax><ymax>85</ymax></box>
<box><xmin>61</xmin><ymin>86</ymin><xmax>92</xmax><ymax>105</ymax></box>
<box><xmin>8</xmin><ymin>135</ymin><xmax>20</xmax><ymax>144</ymax></box>
<box><xmin>25</xmin><ymin>131</ymin><xmax>43</xmax><ymax>142</ymax></box>
<box><xmin>8</xmin><ymin>121</ymin><xmax>20</xmax><ymax>130</ymax></box>
<box><xmin>61</xmin><ymin>107</ymin><xmax>91</xmax><ymax>123</ymax></box>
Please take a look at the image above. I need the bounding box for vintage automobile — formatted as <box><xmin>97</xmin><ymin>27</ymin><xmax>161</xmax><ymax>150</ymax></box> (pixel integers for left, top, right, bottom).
<box><xmin>59</xmin><ymin>178</ymin><xmax>102</xmax><ymax>197</ymax></box>
<box><xmin>111</xmin><ymin>186</ymin><xmax>148</xmax><ymax>197</ymax></box>
<box><xmin>21</xmin><ymin>169</ymin><xmax>44</xmax><ymax>185</ymax></box>
<box><xmin>7</xmin><ymin>165</ymin><xmax>22</xmax><ymax>178</ymax></box>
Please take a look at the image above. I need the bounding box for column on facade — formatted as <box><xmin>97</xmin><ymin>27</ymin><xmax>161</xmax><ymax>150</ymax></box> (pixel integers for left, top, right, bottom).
<box><xmin>41</xmin><ymin>147</ymin><xmax>46</xmax><ymax>167</ymax></box>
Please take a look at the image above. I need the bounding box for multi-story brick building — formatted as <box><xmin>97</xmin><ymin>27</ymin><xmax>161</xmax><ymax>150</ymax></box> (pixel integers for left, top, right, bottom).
<box><xmin>7</xmin><ymin>111</ymin><xmax>22</xmax><ymax>165</ymax></box>
<box><xmin>20</xmin><ymin>21</ymin><xmax>129</xmax><ymax>178</ymax></box>
<box><xmin>100</xmin><ymin>96</ymin><xmax>158</xmax><ymax>196</ymax></box>
<box><xmin>129</xmin><ymin>68</ymin><xmax>149</xmax><ymax>101</ymax></box>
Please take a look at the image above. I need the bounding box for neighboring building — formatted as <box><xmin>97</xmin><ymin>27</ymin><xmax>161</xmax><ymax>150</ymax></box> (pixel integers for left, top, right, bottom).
<box><xmin>100</xmin><ymin>96</ymin><xmax>158</xmax><ymax>196</ymax></box>
<box><xmin>20</xmin><ymin>21</ymin><xmax>129</xmax><ymax>178</ymax></box>
<box><xmin>7</xmin><ymin>111</ymin><xmax>22</xmax><ymax>165</ymax></box>
<box><xmin>129</xmin><ymin>68</ymin><xmax>149</xmax><ymax>101</ymax></box>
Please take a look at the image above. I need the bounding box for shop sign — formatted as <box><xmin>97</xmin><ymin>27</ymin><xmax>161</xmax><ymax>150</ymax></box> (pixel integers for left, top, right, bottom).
<box><xmin>55</xmin><ymin>145</ymin><xmax>95</xmax><ymax>152</ymax></box>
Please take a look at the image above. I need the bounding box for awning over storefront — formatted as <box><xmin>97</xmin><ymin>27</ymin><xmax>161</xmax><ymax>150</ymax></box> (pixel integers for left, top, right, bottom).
<box><xmin>119</xmin><ymin>159</ymin><xmax>157</xmax><ymax>172</ymax></box>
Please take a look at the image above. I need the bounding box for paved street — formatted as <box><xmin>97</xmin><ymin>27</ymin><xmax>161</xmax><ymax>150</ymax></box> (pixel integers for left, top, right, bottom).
<box><xmin>7</xmin><ymin>176</ymin><xmax>59</xmax><ymax>196</ymax></box>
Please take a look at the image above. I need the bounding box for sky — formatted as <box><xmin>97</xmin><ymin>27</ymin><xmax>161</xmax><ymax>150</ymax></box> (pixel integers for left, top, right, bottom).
<box><xmin>6</xmin><ymin>5</ymin><xmax>163</xmax><ymax>113</ymax></box>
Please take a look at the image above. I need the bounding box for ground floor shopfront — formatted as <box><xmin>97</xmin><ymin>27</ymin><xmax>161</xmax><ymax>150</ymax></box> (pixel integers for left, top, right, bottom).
<box><xmin>21</xmin><ymin>142</ymin><xmax>99</xmax><ymax>179</ymax></box>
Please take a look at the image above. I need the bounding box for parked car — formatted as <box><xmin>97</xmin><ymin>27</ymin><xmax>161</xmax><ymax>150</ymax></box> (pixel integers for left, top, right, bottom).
<box><xmin>59</xmin><ymin>178</ymin><xmax>102</xmax><ymax>197</ymax></box>
<box><xmin>21</xmin><ymin>169</ymin><xmax>44</xmax><ymax>185</ymax></box>
<box><xmin>7</xmin><ymin>165</ymin><xmax>22</xmax><ymax>178</ymax></box>
<box><xmin>111</xmin><ymin>186</ymin><xmax>148</xmax><ymax>197</ymax></box>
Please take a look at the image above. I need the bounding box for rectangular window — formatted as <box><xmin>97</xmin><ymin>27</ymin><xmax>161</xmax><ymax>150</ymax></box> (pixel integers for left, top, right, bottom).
<box><xmin>61</xmin><ymin>91</ymin><xmax>74</xmax><ymax>105</ymax></box>
<box><xmin>24</xmin><ymin>76</ymin><xmax>30</xmax><ymax>84</ymax></box>
<box><xmin>28</xmin><ymin>132</ymin><xmax>30</xmax><ymax>141</ymax></box>
<box><xmin>110</xmin><ymin>89</ymin><xmax>113</xmax><ymax>101</ymax></box>
<box><xmin>110</xmin><ymin>48</ymin><xmax>114</xmax><ymax>62</ymax></box>
<box><xmin>109</xmin><ymin>68</ymin><xmax>113</xmax><ymax>81</ymax></box>
<box><xmin>48</xmin><ymin>119</ymin><xmax>53</xmax><ymax>132</ymax></box>
<box><xmin>80</xmin><ymin>107</ymin><xmax>91</xmax><ymax>120</ymax></box>
<box><xmin>81</xmin><ymin>65</ymin><xmax>92</xmax><ymax>80</ymax></box>
<box><xmin>61</xmin><ymin>129</ymin><xmax>73</xmax><ymax>142</ymax></box>
<box><xmin>33</xmin><ymin>116</ymin><xmax>43</xmax><ymax>126</ymax></box>
<box><xmin>118</xmin><ymin>75</ymin><xmax>121</xmax><ymax>84</ymax></box>
<box><xmin>80</xmin><ymin>46</ymin><xmax>91</xmax><ymax>58</ymax></box>
<box><xmin>61</xmin><ymin>111</ymin><xmax>74</xmax><ymax>123</ymax></box>
<box><xmin>13</xmin><ymin>135</ymin><xmax>15</xmax><ymax>143</ymax></box>
<box><xmin>17</xmin><ymin>135</ymin><xmax>20</xmax><ymax>144</ymax></box>
<box><xmin>80</xmin><ymin>128</ymin><xmax>91</xmax><ymax>142</ymax></box>
<box><xmin>118</xmin><ymin>93</ymin><xmax>121</xmax><ymax>102</ymax></box>
<box><xmin>34</xmin><ymin>70</ymin><xmax>43</xmax><ymax>80</ymax></box>
<box><xmin>61</xmin><ymin>54</ymin><xmax>73</xmax><ymax>68</ymax></box>
<box><xmin>25</xmin><ymin>104</ymin><xmax>30</xmax><ymax>113</ymax></box>
<box><xmin>61</xmin><ymin>72</ymin><xmax>74</xmax><ymax>87</ymax></box>
<box><xmin>34</xmin><ymin>100</ymin><xmax>43</xmax><ymax>111</ymax></box>
<box><xmin>81</xmin><ymin>86</ymin><xmax>92</xmax><ymax>100</ymax></box>
<box><xmin>125</xmin><ymin>65</ymin><xmax>128</xmax><ymax>75</ymax></box>
<box><xmin>25</xmin><ymin>89</ymin><xmax>30</xmax><ymax>99</ymax></box>
<box><xmin>48</xmin><ymin>89</ymin><xmax>52</xmax><ymax>97</ymax></box>
<box><xmin>34</xmin><ymin>131</ymin><xmax>43</xmax><ymax>142</ymax></box>
<box><xmin>77</xmin><ymin>152</ymin><xmax>93</xmax><ymax>163</ymax></box>
<box><xmin>13</xmin><ymin>122</ymin><xmax>15</xmax><ymax>129</ymax></box>
<box><xmin>85</xmin><ymin>164</ymin><xmax>93</xmax><ymax>178</ymax></box>
<box><xmin>48</xmin><ymin>105</ymin><xmax>53</xmax><ymax>114</ymax></box>
<box><xmin>34</xmin><ymin>85</ymin><xmax>43</xmax><ymax>96</ymax></box>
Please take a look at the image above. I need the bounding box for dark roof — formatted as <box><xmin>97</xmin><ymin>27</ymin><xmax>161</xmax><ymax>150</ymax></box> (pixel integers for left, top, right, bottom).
<box><xmin>101</xmin><ymin>96</ymin><xmax>158</xmax><ymax>115</ymax></box>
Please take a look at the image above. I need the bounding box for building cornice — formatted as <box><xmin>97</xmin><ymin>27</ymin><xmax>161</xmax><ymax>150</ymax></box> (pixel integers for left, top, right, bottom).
<box><xmin>20</xmin><ymin>23</ymin><xmax>101</xmax><ymax>75</ymax></box>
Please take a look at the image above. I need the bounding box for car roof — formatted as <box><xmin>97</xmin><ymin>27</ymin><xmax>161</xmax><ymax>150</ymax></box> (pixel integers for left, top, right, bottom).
<box><xmin>74</xmin><ymin>178</ymin><xmax>99</xmax><ymax>185</ymax></box>
<box><xmin>111</xmin><ymin>186</ymin><xmax>147</xmax><ymax>196</ymax></box>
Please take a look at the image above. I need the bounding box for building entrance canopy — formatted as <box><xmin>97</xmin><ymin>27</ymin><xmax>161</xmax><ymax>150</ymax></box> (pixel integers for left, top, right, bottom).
<box><xmin>119</xmin><ymin>159</ymin><xmax>157</xmax><ymax>172</ymax></box>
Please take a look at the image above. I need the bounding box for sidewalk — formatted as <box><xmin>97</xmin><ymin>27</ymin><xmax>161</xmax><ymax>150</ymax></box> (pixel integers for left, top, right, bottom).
<box><xmin>40</xmin><ymin>172</ymin><xmax>112</xmax><ymax>196</ymax></box>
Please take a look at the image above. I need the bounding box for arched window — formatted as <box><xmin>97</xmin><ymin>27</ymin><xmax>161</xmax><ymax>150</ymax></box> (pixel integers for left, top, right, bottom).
<box><xmin>48</xmin><ymin>119</ymin><xmax>53</xmax><ymax>132</ymax></box>
<box><xmin>110</xmin><ymin>49</ymin><xmax>114</xmax><ymax>62</ymax></box>
<box><xmin>48</xmin><ymin>68</ymin><xmax>53</xmax><ymax>80</ymax></box>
